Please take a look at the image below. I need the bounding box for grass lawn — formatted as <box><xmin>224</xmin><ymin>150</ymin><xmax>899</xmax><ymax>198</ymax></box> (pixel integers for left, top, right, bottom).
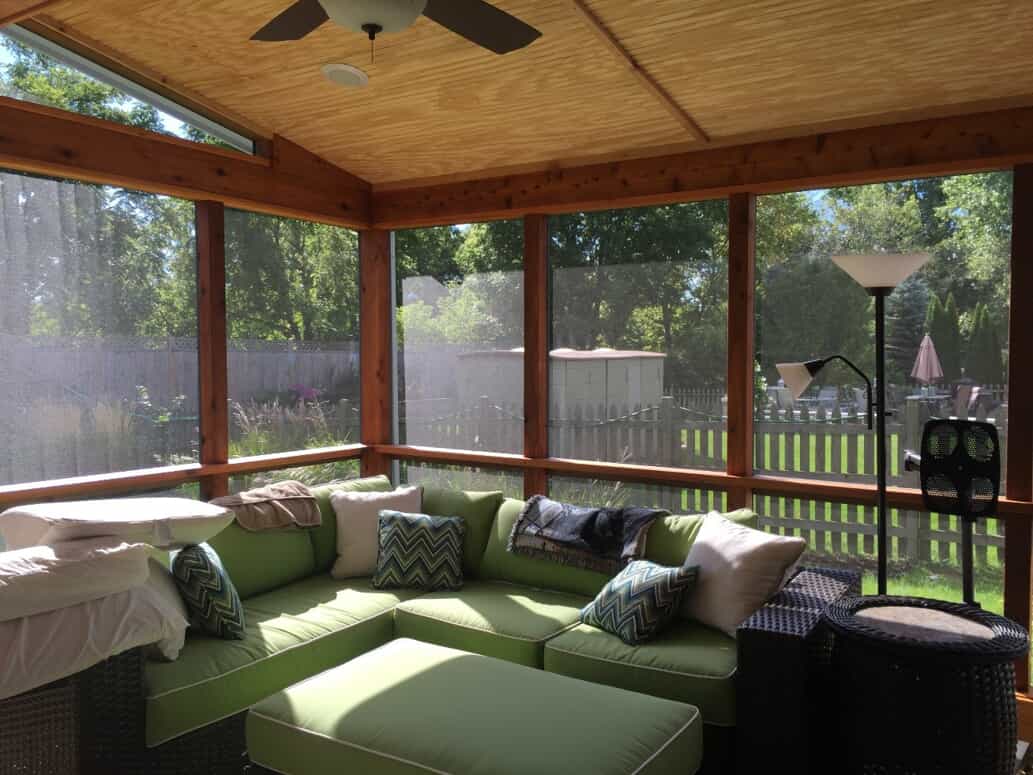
<box><xmin>861</xmin><ymin>568</ymin><xmax>1004</xmax><ymax>615</ymax></box>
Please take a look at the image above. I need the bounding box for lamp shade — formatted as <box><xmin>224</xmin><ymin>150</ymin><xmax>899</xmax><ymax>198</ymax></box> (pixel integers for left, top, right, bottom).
<box><xmin>777</xmin><ymin>361</ymin><xmax>822</xmax><ymax>399</ymax></box>
<box><xmin>320</xmin><ymin>0</ymin><xmax>428</xmax><ymax>33</ymax></box>
<box><xmin>831</xmin><ymin>254</ymin><xmax>930</xmax><ymax>290</ymax></box>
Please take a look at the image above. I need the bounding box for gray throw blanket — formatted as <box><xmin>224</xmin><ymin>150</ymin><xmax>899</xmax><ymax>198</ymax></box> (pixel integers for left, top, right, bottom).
<box><xmin>508</xmin><ymin>495</ymin><xmax>668</xmax><ymax>575</ymax></box>
<box><xmin>210</xmin><ymin>480</ymin><xmax>321</xmax><ymax>532</ymax></box>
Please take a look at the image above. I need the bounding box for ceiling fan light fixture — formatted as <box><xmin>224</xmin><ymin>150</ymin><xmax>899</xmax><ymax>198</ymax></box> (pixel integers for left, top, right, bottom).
<box><xmin>322</xmin><ymin>63</ymin><xmax>369</xmax><ymax>88</ymax></box>
<box><xmin>318</xmin><ymin>0</ymin><xmax>428</xmax><ymax>35</ymax></box>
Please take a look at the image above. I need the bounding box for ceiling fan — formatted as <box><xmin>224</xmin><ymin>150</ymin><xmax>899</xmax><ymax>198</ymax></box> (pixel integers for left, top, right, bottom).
<box><xmin>251</xmin><ymin>0</ymin><xmax>542</xmax><ymax>55</ymax></box>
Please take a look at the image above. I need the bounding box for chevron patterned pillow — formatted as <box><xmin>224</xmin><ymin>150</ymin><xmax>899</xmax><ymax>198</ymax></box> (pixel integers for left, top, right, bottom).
<box><xmin>172</xmin><ymin>543</ymin><xmax>246</xmax><ymax>640</ymax></box>
<box><xmin>581</xmin><ymin>560</ymin><xmax>698</xmax><ymax>646</ymax></box>
<box><xmin>372</xmin><ymin>511</ymin><xmax>465</xmax><ymax>591</ymax></box>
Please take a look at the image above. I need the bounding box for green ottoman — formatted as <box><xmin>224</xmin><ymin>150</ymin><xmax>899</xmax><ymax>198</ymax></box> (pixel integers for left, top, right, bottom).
<box><xmin>247</xmin><ymin>638</ymin><xmax>703</xmax><ymax>775</ymax></box>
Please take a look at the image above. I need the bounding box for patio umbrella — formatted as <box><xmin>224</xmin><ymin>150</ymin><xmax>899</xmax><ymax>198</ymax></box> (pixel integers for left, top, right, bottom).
<box><xmin>911</xmin><ymin>334</ymin><xmax>944</xmax><ymax>385</ymax></box>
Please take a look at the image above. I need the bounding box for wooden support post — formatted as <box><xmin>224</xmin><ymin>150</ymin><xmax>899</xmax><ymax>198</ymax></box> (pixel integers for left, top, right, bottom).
<box><xmin>726</xmin><ymin>193</ymin><xmax>756</xmax><ymax>510</ymax></box>
<box><xmin>196</xmin><ymin>201</ymin><xmax>229</xmax><ymax>500</ymax></box>
<box><xmin>524</xmin><ymin>214</ymin><xmax>550</xmax><ymax>498</ymax></box>
<box><xmin>1006</xmin><ymin>164</ymin><xmax>1033</xmax><ymax>692</ymax></box>
<box><xmin>360</xmin><ymin>229</ymin><xmax>394</xmax><ymax>478</ymax></box>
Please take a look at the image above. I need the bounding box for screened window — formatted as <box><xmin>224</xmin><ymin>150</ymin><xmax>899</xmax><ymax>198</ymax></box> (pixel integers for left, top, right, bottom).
<box><xmin>755</xmin><ymin>175</ymin><xmax>1012</xmax><ymax>489</ymax></box>
<box><xmin>395</xmin><ymin>222</ymin><xmax>524</xmax><ymax>453</ymax></box>
<box><xmin>754</xmin><ymin>173</ymin><xmax>1013</xmax><ymax>603</ymax></box>
<box><xmin>0</xmin><ymin>27</ymin><xmax>251</xmax><ymax>152</ymax></box>
<box><xmin>549</xmin><ymin>202</ymin><xmax>729</xmax><ymax>470</ymax></box>
<box><xmin>229</xmin><ymin>461</ymin><xmax>359</xmax><ymax>495</ymax></box>
<box><xmin>0</xmin><ymin>169</ymin><xmax>198</xmax><ymax>485</ymax></box>
<box><xmin>549</xmin><ymin>476</ymin><xmax>727</xmax><ymax>515</ymax></box>
<box><xmin>400</xmin><ymin>463</ymin><xmax>523</xmax><ymax>499</ymax></box>
<box><xmin>225</xmin><ymin>209</ymin><xmax>360</xmax><ymax>458</ymax></box>
<box><xmin>753</xmin><ymin>492</ymin><xmax>1005</xmax><ymax>614</ymax></box>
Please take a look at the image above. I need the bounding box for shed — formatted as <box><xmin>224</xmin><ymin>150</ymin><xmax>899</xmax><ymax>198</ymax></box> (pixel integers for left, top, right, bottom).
<box><xmin>457</xmin><ymin>348</ymin><xmax>666</xmax><ymax>415</ymax></box>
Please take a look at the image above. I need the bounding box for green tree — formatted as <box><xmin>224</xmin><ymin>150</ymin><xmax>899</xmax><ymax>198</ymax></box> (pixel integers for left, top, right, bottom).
<box><xmin>924</xmin><ymin>293</ymin><xmax>962</xmax><ymax>383</ymax></box>
<box><xmin>966</xmin><ymin>303</ymin><xmax>1004</xmax><ymax>386</ymax></box>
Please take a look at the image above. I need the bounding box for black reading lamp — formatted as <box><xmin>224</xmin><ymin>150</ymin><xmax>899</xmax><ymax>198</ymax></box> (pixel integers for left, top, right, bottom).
<box><xmin>904</xmin><ymin>419</ymin><xmax>1001</xmax><ymax>607</ymax></box>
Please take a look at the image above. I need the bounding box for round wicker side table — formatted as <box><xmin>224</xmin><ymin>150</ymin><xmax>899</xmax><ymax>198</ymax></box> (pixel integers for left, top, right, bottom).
<box><xmin>824</xmin><ymin>596</ymin><xmax>1029</xmax><ymax>775</ymax></box>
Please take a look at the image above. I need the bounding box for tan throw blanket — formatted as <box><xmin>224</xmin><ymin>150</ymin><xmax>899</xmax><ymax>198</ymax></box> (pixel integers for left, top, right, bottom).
<box><xmin>211</xmin><ymin>480</ymin><xmax>321</xmax><ymax>532</ymax></box>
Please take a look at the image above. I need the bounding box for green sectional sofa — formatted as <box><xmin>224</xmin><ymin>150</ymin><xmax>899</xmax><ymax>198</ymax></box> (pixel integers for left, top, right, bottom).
<box><xmin>126</xmin><ymin>475</ymin><xmax>858</xmax><ymax>775</ymax></box>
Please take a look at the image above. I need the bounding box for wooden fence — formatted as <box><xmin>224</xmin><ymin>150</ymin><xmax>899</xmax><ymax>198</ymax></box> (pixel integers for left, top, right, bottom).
<box><xmin>0</xmin><ymin>334</ymin><xmax>360</xmax><ymax>409</ymax></box>
<box><xmin>400</xmin><ymin>395</ymin><xmax>1006</xmax><ymax>568</ymax></box>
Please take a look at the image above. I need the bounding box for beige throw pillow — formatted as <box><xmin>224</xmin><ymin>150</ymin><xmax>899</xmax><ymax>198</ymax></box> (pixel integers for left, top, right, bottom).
<box><xmin>681</xmin><ymin>511</ymin><xmax>806</xmax><ymax>637</ymax></box>
<box><xmin>330</xmin><ymin>486</ymin><xmax>422</xmax><ymax>578</ymax></box>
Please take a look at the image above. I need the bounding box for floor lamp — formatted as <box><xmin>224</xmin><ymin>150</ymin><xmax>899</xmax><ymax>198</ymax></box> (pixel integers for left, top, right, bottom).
<box><xmin>776</xmin><ymin>253</ymin><xmax>929</xmax><ymax>595</ymax></box>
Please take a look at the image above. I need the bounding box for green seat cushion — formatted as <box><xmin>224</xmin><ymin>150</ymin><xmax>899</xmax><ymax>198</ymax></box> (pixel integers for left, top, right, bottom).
<box><xmin>544</xmin><ymin>620</ymin><xmax>738</xmax><ymax>727</ymax></box>
<box><xmin>144</xmin><ymin>574</ymin><xmax>423</xmax><ymax>747</ymax></box>
<box><xmin>421</xmin><ymin>488</ymin><xmax>504</xmax><ymax>577</ymax></box>
<box><xmin>207</xmin><ymin>522</ymin><xmax>315</xmax><ymax>600</ymax></box>
<box><xmin>310</xmin><ymin>476</ymin><xmax>394</xmax><ymax>573</ymax></box>
<box><xmin>393</xmin><ymin>580</ymin><xmax>589</xmax><ymax>667</ymax></box>
<box><xmin>248</xmin><ymin>638</ymin><xmax>703</xmax><ymax>775</ymax></box>
<box><xmin>479</xmin><ymin>499</ymin><xmax>611</xmax><ymax>597</ymax></box>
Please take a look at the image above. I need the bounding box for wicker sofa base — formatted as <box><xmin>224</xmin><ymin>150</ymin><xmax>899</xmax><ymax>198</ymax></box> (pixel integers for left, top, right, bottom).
<box><xmin>144</xmin><ymin>712</ymin><xmax>248</xmax><ymax>775</ymax></box>
<box><xmin>0</xmin><ymin>647</ymin><xmax>145</xmax><ymax>775</ymax></box>
<box><xmin>0</xmin><ymin>647</ymin><xmax>247</xmax><ymax>775</ymax></box>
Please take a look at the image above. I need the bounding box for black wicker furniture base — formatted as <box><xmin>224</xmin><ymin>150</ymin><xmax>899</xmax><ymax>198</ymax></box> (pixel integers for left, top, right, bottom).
<box><xmin>824</xmin><ymin>595</ymin><xmax>1029</xmax><ymax>775</ymax></box>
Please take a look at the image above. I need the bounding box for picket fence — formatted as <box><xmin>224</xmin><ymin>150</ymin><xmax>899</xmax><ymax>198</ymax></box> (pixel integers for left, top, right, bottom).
<box><xmin>400</xmin><ymin>395</ymin><xmax>1006</xmax><ymax>568</ymax></box>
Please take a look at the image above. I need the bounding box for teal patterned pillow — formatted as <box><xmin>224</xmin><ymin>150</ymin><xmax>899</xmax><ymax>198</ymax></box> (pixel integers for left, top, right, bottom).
<box><xmin>172</xmin><ymin>543</ymin><xmax>246</xmax><ymax>640</ymax></box>
<box><xmin>372</xmin><ymin>511</ymin><xmax>465</xmax><ymax>591</ymax></box>
<box><xmin>581</xmin><ymin>560</ymin><xmax>698</xmax><ymax>645</ymax></box>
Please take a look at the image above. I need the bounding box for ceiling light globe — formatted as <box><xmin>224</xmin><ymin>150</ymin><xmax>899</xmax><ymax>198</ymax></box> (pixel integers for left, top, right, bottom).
<box><xmin>318</xmin><ymin>0</ymin><xmax>428</xmax><ymax>34</ymax></box>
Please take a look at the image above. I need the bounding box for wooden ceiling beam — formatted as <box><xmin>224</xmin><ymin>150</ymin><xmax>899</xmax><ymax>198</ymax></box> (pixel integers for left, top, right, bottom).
<box><xmin>568</xmin><ymin>0</ymin><xmax>708</xmax><ymax>143</ymax></box>
<box><xmin>0</xmin><ymin>0</ymin><xmax>62</xmax><ymax>27</ymax></box>
<box><xmin>373</xmin><ymin>104</ymin><xmax>1033</xmax><ymax>228</ymax></box>
<box><xmin>0</xmin><ymin>96</ymin><xmax>371</xmax><ymax>227</ymax></box>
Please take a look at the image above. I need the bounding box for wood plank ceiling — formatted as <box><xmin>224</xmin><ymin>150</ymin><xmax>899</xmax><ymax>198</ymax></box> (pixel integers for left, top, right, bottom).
<box><xmin>25</xmin><ymin>0</ymin><xmax>1033</xmax><ymax>186</ymax></box>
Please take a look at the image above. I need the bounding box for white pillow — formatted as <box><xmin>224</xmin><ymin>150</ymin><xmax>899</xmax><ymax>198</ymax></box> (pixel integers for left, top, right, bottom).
<box><xmin>0</xmin><ymin>537</ymin><xmax>151</xmax><ymax>622</ymax></box>
<box><xmin>0</xmin><ymin>497</ymin><xmax>234</xmax><ymax>550</ymax></box>
<box><xmin>141</xmin><ymin>558</ymin><xmax>190</xmax><ymax>661</ymax></box>
<box><xmin>681</xmin><ymin>511</ymin><xmax>806</xmax><ymax>637</ymax></box>
<box><xmin>0</xmin><ymin>567</ymin><xmax>190</xmax><ymax>700</ymax></box>
<box><xmin>330</xmin><ymin>486</ymin><xmax>422</xmax><ymax>578</ymax></box>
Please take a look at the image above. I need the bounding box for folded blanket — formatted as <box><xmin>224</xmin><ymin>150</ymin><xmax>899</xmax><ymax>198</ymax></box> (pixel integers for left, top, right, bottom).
<box><xmin>508</xmin><ymin>495</ymin><xmax>668</xmax><ymax>575</ymax></box>
<box><xmin>211</xmin><ymin>480</ymin><xmax>320</xmax><ymax>532</ymax></box>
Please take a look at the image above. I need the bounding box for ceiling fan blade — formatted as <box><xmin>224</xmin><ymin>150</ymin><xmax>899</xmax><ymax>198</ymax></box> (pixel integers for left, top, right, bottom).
<box><xmin>423</xmin><ymin>0</ymin><xmax>541</xmax><ymax>54</ymax></box>
<box><xmin>251</xmin><ymin>0</ymin><xmax>329</xmax><ymax>41</ymax></box>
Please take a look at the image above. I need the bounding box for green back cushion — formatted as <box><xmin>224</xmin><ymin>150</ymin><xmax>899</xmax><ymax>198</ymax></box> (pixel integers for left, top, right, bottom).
<box><xmin>309</xmin><ymin>476</ymin><xmax>394</xmax><ymax>573</ymax></box>
<box><xmin>207</xmin><ymin>522</ymin><xmax>315</xmax><ymax>601</ymax></box>
<box><xmin>421</xmin><ymin>488</ymin><xmax>504</xmax><ymax>577</ymax></box>
<box><xmin>644</xmin><ymin>508</ymin><xmax>758</xmax><ymax>567</ymax></box>
<box><xmin>480</xmin><ymin>501</ymin><xmax>759</xmax><ymax>597</ymax></box>
<box><xmin>479</xmin><ymin>499</ymin><xmax>611</xmax><ymax>597</ymax></box>
<box><xmin>207</xmin><ymin>475</ymin><xmax>395</xmax><ymax>599</ymax></box>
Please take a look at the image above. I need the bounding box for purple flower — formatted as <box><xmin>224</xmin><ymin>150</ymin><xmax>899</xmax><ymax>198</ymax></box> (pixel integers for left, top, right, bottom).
<box><xmin>290</xmin><ymin>384</ymin><xmax>323</xmax><ymax>401</ymax></box>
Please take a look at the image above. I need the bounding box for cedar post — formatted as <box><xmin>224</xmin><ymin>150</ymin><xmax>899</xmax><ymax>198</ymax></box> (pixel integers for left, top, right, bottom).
<box><xmin>360</xmin><ymin>229</ymin><xmax>394</xmax><ymax>478</ymax></box>
<box><xmin>524</xmin><ymin>214</ymin><xmax>550</xmax><ymax>498</ymax></box>
<box><xmin>196</xmin><ymin>201</ymin><xmax>229</xmax><ymax>499</ymax></box>
<box><xmin>1006</xmin><ymin>164</ymin><xmax>1033</xmax><ymax>692</ymax></box>
<box><xmin>726</xmin><ymin>193</ymin><xmax>757</xmax><ymax>510</ymax></box>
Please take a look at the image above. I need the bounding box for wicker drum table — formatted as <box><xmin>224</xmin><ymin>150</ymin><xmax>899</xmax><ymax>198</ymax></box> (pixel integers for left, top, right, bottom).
<box><xmin>824</xmin><ymin>596</ymin><xmax>1028</xmax><ymax>775</ymax></box>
